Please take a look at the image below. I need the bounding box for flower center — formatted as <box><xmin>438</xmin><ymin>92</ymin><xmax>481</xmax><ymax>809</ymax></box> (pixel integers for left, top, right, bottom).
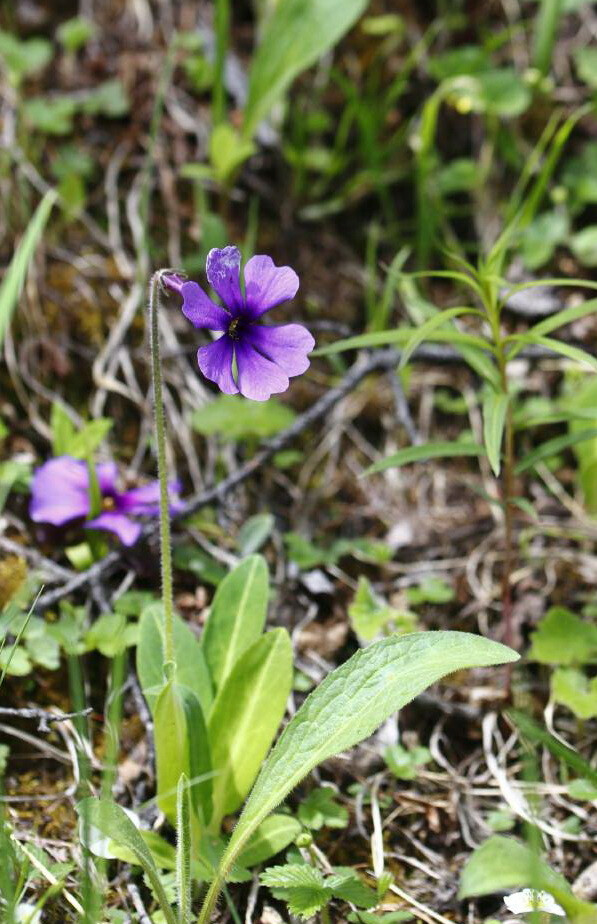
<box><xmin>228</xmin><ymin>317</ymin><xmax>242</xmax><ymax>340</ymax></box>
<box><xmin>102</xmin><ymin>495</ymin><xmax>116</xmax><ymax>511</ymax></box>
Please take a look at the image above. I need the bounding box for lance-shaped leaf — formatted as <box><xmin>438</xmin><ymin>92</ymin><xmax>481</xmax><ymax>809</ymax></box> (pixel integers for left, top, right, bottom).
<box><xmin>483</xmin><ymin>392</ymin><xmax>509</xmax><ymax>476</ymax></box>
<box><xmin>507</xmin><ymin>333</ymin><xmax>597</xmax><ymax>372</ymax></box>
<box><xmin>201</xmin><ymin>554</ymin><xmax>269</xmax><ymax>692</ymax></box>
<box><xmin>399</xmin><ymin>306</ymin><xmax>483</xmax><ymax>369</ymax></box>
<box><xmin>515</xmin><ymin>428</ymin><xmax>597</xmax><ymax>474</ymax></box>
<box><xmin>243</xmin><ymin>0</ymin><xmax>368</xmax><ymax>138</ymax></box>
<box><xmin>364</xmin><ymin>441</ymin><xmax>484</xmax><ymax>475</ymax></box>
<box><xmin>0</xmin><ymin>189</ymin><xmax>56</xmax><ymax>348</ymax></box>
<box><xmin>314</xmin><ymin>327</ymin><xmax>491</xmax><ymax>356</ymax></box>
<box><xmin>197</xmin><ymin>631</ymin><xmax>518</xmax><ymax>923</ymax></box>
<box><xmin>208</xmin><ymin>628</ymin><xmax>293</xmax><ymax>827</ymax></box>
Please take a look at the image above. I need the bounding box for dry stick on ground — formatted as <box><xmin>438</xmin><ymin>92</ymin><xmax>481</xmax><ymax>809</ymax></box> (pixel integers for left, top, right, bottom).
<box><xmin>32</xmin><ymin>340</ymin><xmax>579</xmax><ymax>612</ymax></box>
<box><xmin>0</xmin><ymin>706</ymin><xmax>93</xmax><ymax>732</ymax></box>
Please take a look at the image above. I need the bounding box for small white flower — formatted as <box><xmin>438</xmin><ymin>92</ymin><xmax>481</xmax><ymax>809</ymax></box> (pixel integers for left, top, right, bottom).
<box><xmin>504</xmin><ymin>889</ymin><xmax>566</xmax><ymax>916</ymax></box>
<box><xmin>15</xmin><ymin>903</ymin><xmax>42</xmax><ymax>924</ymax></box>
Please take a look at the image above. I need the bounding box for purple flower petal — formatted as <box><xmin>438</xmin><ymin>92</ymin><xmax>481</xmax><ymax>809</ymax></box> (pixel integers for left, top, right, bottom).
<box><xmin>243</xmin><ymin>255</ymin><xmax>299</xmax><ymax>318</ymax></box>
<box><xmin>96</xmin><ymin>462</ymin><xmax>118</xmax><ymax>495</ymax></box>
<box><xmin>115</xmin><ymin>480</ymin><xmax>182</xmax><ymax>515</ymax></box>
<box><xmin>206</xmin><ymin>247</ymin><xmax>244</xmax><ymax>313</ymax></box>
<box><xmin>30</xmin><ymin>456</ymin><xmax>90</xmax><ymax>525</ymax></box>
<box><xmin>197</xmin><ymin>335</ymin><xmax>239</xmax><ymax>395</ymax></box>
<box><xmin>86</xmin><ymin>512</ymin><xmax>142</xmax><ymax>547</ymax></box>
<box><xmin>243</xmin><ymin>323</ymin><xmax>314</xmax><ymax>378</ymax></box>
<box><xmin>235</xmin><ymin>340</ymin><xmax>289</xmax><ymax>401</ymax></box>
<box><xmin>180</xmin><ymin>281</ymin><xmax>229</xmax><ymax>331</ymax></box>
<box><xmin>161</xmin><ymin>272</ymin><xmax>185</xmax><ymax>296</ymax></box>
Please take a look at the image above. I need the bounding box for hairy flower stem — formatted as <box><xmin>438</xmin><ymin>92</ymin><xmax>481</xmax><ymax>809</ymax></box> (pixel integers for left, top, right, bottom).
<box><xmin>148</xmin><ymin>272</ymin><xmax>175</xmax><ymax>667</ymax></box>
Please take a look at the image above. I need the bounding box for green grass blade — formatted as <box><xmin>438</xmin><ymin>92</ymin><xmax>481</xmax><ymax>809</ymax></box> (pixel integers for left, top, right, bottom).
<box><xmin>507</xmin><ymin>334</ymin><xmax>597</xmax><ymax>372</ymax></box>
<box><xmin>398</xmin><ymin>307</ymin><xmax>483</xmax><ymax>369</ymax></box>
<box><xmin>515</xmin><ymin>428</ymin><xmax>597</xmax><ymax>474</ymax></box>
<box><xmin>314</xmin><ymin>328</ymin><xmax>492</xmax><ymax>357</ymax></box>
<box><xmin>0</xmin><ymin>189</ymin><xmax>56</xmax><ymax>348</ymax></box>
<box><xmin>363</xmin><ymin>441</ymin><xmax>485</xmax><ymax>476</ymax></box>
<box><xmin>507</xmin><ymin>709</ymin><xmax>597</xmax><ymax>786</ymax></box>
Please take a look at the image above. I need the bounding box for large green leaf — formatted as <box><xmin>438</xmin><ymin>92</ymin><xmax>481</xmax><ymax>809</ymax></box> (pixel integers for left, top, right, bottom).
<box><xmin>201</xmin><ymin>555</ymin><xmax>269</xmax><ymax>691</ymax></box>
<box><xmin>208</xmin><ymin>628</ymin><xmax>293</xmax><ymax>826</ymax></box>
<box><xmin>0</xmin><ymin>190</ymin><xmax>56</xmax><ymax>348</ymax></box>
<box><xmin>482</xmin><ymin>392</ymin><xmax>509</xmax><ymax>476</ymax></box>
<box><xmin>154</xmin><ymin>681</ymin><xmax>212</xmax><ymax>825</ymax></box>
<box><xmin>77</xmin><ymin>799</ymin><xmax>177</xmax><ymax>924</ymax></box>
<box><xmin>136</xmin><ymin>604</ymin><xmax>212</xmax><ymax>716</ymax></box>
<box><xmin>197</xmin><ymin>632</ymin><xmax>518</xmax><ymax>923</ymax></box>
<box><xmin>364</xmin><ymin>441</ymin><xmax>484</xmax><ymax>475</ymax></box>
<box><xmin>243</xmin><ymin>0</ymin><xmax>368</xmax><ymax>138</ymax></box>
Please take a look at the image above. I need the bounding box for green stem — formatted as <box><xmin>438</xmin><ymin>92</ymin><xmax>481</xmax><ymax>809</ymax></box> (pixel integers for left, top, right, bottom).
<box><xmin>484</xmin><ymin>281</ymin><xmax>516</xmax><ymax>650</ymax></box>
<box><xmin>148</xmin><ymin>272</ymin><xmax>175</xmax><ymax>667</ymax></box>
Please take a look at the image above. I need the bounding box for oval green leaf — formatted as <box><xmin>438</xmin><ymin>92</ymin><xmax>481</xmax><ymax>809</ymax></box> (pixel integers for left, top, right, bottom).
<box><xmin>201</xmin><ymin>554</ymin><xmax>269</xmax><ymax>692</ymax></box>
<box><xmin>208</xmin><ymin>628</ymin><xmax>293</xmax><ymax>827</ymax></box>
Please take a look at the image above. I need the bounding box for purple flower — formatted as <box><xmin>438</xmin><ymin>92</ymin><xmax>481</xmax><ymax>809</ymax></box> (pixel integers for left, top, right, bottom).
<box><xmin>163</xmin><ymin>246</ymin><xmax>314</xmax><ymax>401</ymax></box>
<box><xmin>30</xmin><ymin>456</ymin><xmax>182</xmax><ymax>547</ymax></box>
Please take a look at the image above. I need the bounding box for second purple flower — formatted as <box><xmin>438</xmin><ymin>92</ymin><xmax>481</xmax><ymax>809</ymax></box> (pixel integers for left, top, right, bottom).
<box><xmin>164</xmin><ymin>246</ymin><xmax>314</xmax><ymax>401</ymax></box>
<box><xmin>30</xmin><ymin>456</ymin><xmax>182</xmax><ymax>547</ymax></box>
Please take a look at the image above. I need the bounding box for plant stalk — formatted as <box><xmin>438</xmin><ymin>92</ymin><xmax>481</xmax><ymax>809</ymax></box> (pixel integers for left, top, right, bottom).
<box><xmin>148</xmin><ymin>271</ymin><xmax>175</xmax><ymax>666</ymax></box>
<box><xmin>486</xmin><ymin>282</ymin><xmax>516</xmax><ymax>650</ymax></box>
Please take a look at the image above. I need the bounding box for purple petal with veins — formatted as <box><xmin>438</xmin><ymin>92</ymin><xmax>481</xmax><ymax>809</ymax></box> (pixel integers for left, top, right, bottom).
<box><xmin>206</xmin><ymin>247</ymin><xmax>244</xmax><ymax>313</ymax></box>
<box><xmin>180</xmin><ymin>281</ymin><xmax>229</xmax><ymax>331</ymax></box>
<box><xmin>235</xmin><ymin>340</ymin><xmax>290</xmax><ymax>401</ymax></box>
<box><xmin>197</xmin><ymin>336</ymin><xmax>239</xmax><ymax>395</ymax></box>
<box><xmin>243</xmin><ymin>255</ymin><xmax>299</xmax><ymax>318</ymax></box>
<box><xmin>243</xmin><ymin>323</ymin><xmax>314</xmax><ymax>377</ymax></box>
